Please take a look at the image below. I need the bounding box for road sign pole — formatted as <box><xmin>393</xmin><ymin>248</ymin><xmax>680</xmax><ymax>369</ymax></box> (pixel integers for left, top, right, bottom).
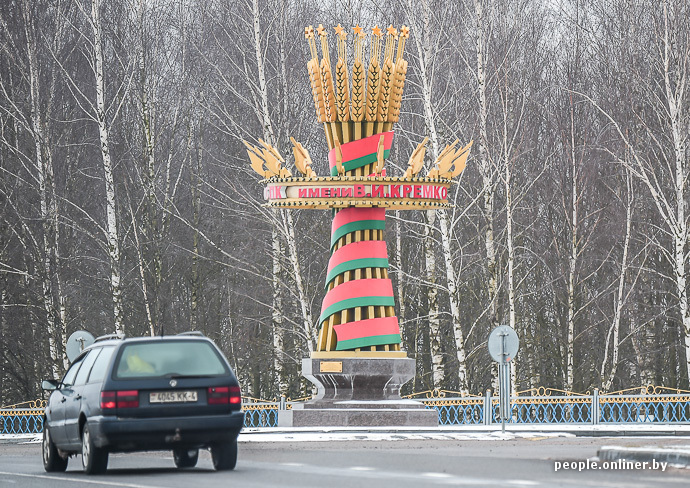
<box><xmin>488</xmin><ymin>325</ymin><xmax>518</xmax><ymax>434</ymax></box>
<box><xmin>500</xmin><ymin>331</ymin><xmax>506</xmax><ymax>433</ymax></box>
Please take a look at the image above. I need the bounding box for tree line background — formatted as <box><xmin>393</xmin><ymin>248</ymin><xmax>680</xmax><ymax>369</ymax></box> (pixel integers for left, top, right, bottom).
<box><xmin>1</xmin><ymin>0</ymin><xmax>689</xmax><ymax>405</ymax></box>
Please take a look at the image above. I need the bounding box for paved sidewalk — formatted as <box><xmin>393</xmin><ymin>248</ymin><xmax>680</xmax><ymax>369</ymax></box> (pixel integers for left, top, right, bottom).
<box><xmin>598</xmin><ymin>445</ymin><xmax>690</xmax><ymax>468</ymax></box>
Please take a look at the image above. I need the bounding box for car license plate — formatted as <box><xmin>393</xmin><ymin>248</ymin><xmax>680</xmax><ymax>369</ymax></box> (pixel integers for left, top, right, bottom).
<box><xmin>150</xmin><ymin>391</ymin><xmax>198</xmax><ymax>403</ymax></box>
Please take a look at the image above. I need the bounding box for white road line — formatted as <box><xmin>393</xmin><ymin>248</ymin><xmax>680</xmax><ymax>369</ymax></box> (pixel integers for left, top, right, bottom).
<box><xmin>243</xmin><ymin>460</ymin><xmax>540</xmax><ymax>486</ymax></box>
<box><xmin>0</xmin><ymin>471</ymin><xmax>165</xmax><ymax>488</ymax></box>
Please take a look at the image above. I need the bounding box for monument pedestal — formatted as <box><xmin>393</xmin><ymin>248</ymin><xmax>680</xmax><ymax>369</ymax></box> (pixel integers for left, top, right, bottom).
<box><xmin>277</xmin><ymin>356</ymin><xmax>438</xmax><ymax>427</ymax></box>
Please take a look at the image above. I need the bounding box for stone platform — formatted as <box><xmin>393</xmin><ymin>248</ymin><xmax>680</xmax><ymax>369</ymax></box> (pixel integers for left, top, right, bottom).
<box><xmin>277</xmin><ymin>356</ymin><xmax>438</xmax><ymax>427</ymax></box>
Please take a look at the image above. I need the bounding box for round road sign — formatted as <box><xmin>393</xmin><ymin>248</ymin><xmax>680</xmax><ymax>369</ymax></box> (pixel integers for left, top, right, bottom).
<box><xmin>487</xmin><ymin>325</ymin><xmax>519</xmax><ymax>363</ymax></box>
<box><xmin>66</xmin><ymin>330</ymin><xmax>95</xmax><ymax>362</ymax></box>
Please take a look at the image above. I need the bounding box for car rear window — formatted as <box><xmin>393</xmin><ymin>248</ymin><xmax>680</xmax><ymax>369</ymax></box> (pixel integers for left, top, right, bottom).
<box><xmin>114</xmin><ymin>341</ymin><xmax>229</xmax><ymax>379</ymax></box>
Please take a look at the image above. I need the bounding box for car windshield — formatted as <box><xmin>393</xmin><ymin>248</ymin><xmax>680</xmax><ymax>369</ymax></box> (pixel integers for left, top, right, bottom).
<box><xmin>114</xmin><ymin>341</ymin><xmax>229</xmax><ymax>379</ymax></box>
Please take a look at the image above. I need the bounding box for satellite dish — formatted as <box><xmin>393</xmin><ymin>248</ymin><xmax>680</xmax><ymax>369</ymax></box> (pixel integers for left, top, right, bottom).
<box><xmin>66</xmin><ymin>330</ymin><xmax>95</xmax><ymax>362</ymax></box>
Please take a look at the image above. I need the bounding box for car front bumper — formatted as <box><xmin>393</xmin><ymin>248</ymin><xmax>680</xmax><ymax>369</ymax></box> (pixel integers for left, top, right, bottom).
<box><xmin>89</xmin><ymin>411</ymin><xmax>245</xmax><ymax>451</ymax></box>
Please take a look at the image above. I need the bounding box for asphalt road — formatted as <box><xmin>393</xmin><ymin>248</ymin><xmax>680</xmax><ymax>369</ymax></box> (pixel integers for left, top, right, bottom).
<box><xmin>1</xmin><ymin>436</ymin><xmax>689</xmax><ymax>487</ymax></box>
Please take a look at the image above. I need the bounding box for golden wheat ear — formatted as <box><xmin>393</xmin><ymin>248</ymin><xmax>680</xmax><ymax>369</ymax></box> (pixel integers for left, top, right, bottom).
<box><xmin>334</xmin><ymin>137</ymin><xmax>345</xmax><ymax>175</ymax></box>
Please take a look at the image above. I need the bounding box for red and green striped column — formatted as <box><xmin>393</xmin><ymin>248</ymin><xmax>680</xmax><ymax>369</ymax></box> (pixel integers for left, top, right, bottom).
<box><xmin>317</xmin><ymin>132</ymin><xmax>401</xmax><ymax>352</ymax></box>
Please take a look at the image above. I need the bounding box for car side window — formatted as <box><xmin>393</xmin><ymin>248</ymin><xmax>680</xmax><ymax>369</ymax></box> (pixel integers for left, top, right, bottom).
<box><xmin>60</xmin><ymin>357</ymin><xmax>84</xmax><ymax>388</ymax></box>
<box><xmin>74</xmin><ymin>349</ymin><xmax>100</xmax><ymax>386</ymax></box>
<box><xmin>88</xmin><ymin>346</ymin><xmax>115</xmax><ymax>383</ymax></box>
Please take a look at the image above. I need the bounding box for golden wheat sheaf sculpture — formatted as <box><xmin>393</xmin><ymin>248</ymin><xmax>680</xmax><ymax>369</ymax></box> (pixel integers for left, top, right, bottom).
<box><xmin>305</xmin><ymin>24</ymin><xmax>410</xmax><ymax>148</ymax></box>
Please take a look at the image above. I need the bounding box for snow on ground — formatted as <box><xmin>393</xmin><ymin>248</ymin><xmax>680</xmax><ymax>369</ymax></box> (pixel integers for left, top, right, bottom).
<box><xmin>3</xmin><ymin>423</ymin><xmax>690</xmax><ymax>445</ymax></box>
<box><xmin>0</xmin><ymin>434</ymin><xmax>41</xmax><ymax>444</ymax></box>
<box><xmin>238</xmin><ymin>430</ymin><xmax>573</xmax><ymax>443</ymax></box>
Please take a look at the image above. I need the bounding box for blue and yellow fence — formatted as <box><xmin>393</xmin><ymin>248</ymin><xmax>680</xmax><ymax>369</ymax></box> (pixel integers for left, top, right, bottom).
<box><xmin>1</xmin><ymin>400</ymin><xmax>45</xmax><ymax>434</ymax></box>
<box><xmin>3</xmin><ymin>386</ymin><xmax>690</xmax><ymax>433</ymax></box>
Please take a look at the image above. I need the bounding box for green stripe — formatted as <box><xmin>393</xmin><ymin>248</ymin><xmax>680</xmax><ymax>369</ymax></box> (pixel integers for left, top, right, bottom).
<box><xmin>319</xmin><ymin>296</ymin><xmax>396</xmax><ymax>324</ymax></box>
<box><xmin>335</xmin><ymin>334</ymin><xmax>402</xmax><ymax>351</ymax></box>
<box><xmin>330</xmin><ymin>149</ymin><xmax>391</xmax><ymax>176</ymax></box>
<box><xmin>325</xmin><ymin>258</ymin><xmax>389</xmax><ymax>288</ymax></box>
<box><xmin>331</xmin><ymin>220</ymin><xmax>386</xmax><ymax>249</ymax></box>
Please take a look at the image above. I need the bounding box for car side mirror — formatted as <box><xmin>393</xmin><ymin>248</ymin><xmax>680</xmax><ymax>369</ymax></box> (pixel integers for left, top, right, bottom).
<box><xmin>42</xmin><ymin>379</ymin><xmax>59</xmax><ymax>391</ymax></box>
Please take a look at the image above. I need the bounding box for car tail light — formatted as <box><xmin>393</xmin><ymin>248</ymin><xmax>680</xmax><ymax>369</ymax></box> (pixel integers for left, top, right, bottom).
<box><xmin>208</xmin><ymin>386</ymin><xmax>242</xmax><ymax>405</ymax></box>
<box><xmin>229</xmin><ymin>386</ymin><xmax>241</xmax><ymax>405</ymax></box>
<box><xmin>208</xmin><ymin>386</ymin><xmax>229</xmax><ymax>404</ymax></box>
<box><xmin>117</xmin><ymin>390</ymin><xmax>139</xmax><ymax>408</ymax></box>
<box><xmin>100</xmin><ymin>391</ymin><xmax>116</xmax><ymax>410</ymax></box>
<box><xmin>100</xmin><ymin>390</ymin><xmax>139</xmax><ymax>409</ymax></box>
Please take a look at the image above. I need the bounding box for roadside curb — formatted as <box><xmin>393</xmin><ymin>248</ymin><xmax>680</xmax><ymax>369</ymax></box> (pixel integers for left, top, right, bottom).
<box><xmin>243</xmin><ymin>424</ymin><xmax>690</xmax><ymax>437</ymax></box>
<box><xmin>598</xmin><ymin>446</ymin><xmax>690</xmax><ymax>467</ymax></box>
<box><xmin>3</xmin><ymin>424</ymin><xmax>690</xmax><ymax>445</ymax></box>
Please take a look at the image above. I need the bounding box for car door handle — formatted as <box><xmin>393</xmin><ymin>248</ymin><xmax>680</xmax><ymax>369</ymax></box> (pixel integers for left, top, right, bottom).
<box><xmin>60</xmin><ymin>397</ymin><xmax>66</xmax><ymax>403</ymax></box>
<box><xmin>75</xmin><ymin>395</ymin><xmax>82</xmax><ymax>400</ymax></box>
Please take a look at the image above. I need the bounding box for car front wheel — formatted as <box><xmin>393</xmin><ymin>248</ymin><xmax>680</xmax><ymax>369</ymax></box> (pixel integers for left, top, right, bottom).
<box><xmin>81</xmin><ymin>424</ymin><xmax>108</xmax><ymax>474</ymax></box>
<box><xmin>211</xmin><ymin>438</ymin><xmax>237</xmax><ymax>471</ymax></box>
<box><xmin>42</xmin><ymin>426</ymin><xmax>68</xmax><ymax>472</ymax></box>
<box><xmin>173</xmin><ymin>448</ymin><xmax>199</xmax><ymax>468</ymax></box>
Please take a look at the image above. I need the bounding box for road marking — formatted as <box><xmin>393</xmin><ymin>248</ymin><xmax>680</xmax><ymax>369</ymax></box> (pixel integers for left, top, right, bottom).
<box><xmin>243</xmin><ymin>460</ymin><xmax>540</xmax><ymax>486</ymax></box>
<box><xmin>0</xmin><ymin>471</ymin><xmax>164</xmax><ymax>488</ymax></box>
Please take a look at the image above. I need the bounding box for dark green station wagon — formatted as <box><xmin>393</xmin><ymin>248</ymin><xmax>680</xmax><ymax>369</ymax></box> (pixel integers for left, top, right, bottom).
<box><xmin>41</xmin><ymin>333</ymin><xmax>245</xmax><ymax>474</ymax></box>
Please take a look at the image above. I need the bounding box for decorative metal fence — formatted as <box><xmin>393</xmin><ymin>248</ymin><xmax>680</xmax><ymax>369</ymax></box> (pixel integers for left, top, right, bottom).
<box><xmin>403</xmin><ymin>386</ymin><xmax>690</xmax><ymax>426</ymax></box>
<box><xmin>3</xmin><ymin>386</ymin><xmax>689</xmax><ymax>434</ymax></box>
<box><xmin>0</xmin><ymin>400</ymin><xmax>45</xmax><ymax>434</ymax></box>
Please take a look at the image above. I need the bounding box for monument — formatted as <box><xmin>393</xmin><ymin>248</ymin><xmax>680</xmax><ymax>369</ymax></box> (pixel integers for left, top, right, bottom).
<box><xmin>245</xmin><ymin>23</ymin><xmax>471</xmax><ymax>427</ymax></box>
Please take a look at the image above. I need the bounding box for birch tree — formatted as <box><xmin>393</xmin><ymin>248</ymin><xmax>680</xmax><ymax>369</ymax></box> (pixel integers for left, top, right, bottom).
<box><xmin>600</xmin><ymin>169</ymin><xmax>634</xmax><ymax>391</ymax></box>
<box><xmin>473</xmin><ymin>0</ymin><xmax>500</xmax><ymax>349</ymax></box>
<box><xmin>67</xmin><ymin>0</ymin><xmax>127</xmax><ymax>334</ymax></box>
<box><xmin>587</xmin><ymin>0</ymin><xmax>690</xmax><ymax>384</ymax></box>
<box><xmin>404</xmin><ymin>0</ymin><xmax>470</xmax><ymax>391</ymax></box>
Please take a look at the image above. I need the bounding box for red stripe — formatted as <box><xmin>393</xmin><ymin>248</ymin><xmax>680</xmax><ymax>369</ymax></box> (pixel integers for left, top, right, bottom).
<box><xmin>328</xmin><ymin>131</ymin><xmax>394</xmax><ymax>169</ymax></box>
<box><xmin>332</xmin><ymin>207</ymin><xmax>385</xmax><ymax>234</ymax></box>
<box><xmin>334</xmin><ymin>316</ymin><xmax>400</xmax><ymax>342</ymax></box>
<box><xmin>321</xmin><ymin>279</ymin><xmax>394</xmax><ymax>311</ymax></box>
<box><xmin>328</xmin><ymin>241</ymin><xmax>388</xmax><ymax>270</ymax></box>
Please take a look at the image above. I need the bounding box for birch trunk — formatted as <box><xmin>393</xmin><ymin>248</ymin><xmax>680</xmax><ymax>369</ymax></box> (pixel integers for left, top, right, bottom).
<box><xmin>91</xmin><ymin>0</ymin><xmax>124</xmax><ymax>334</ymax></box>
<box><xmin>190</xmin><ymin>142</ymin><xmax>201</xmax><ymax>331</ymax></box>
<box><xmin>252</xmin><ymin>0</ymin><xmax>314</xmax><ymax>351</ymax></box>
<box><xmin>505</xmin><ymin>138</ymin><xmax>517</xmax><ymax>393</ymax></box>
<box><xmin>129</xmin><ymin>199</ymin><xmax>155</xmax><ymax>336</ymax></box>
<box><xmin>272</xmin><ymin>224</ymin><xmax>288</xmax><ymax>395</ymax></box>
<box><xmin>394</xmin><ymin>211</ymin><xmax>406</xmax><ymax>332</ymax></box>
<box><xmin>137</xmin><ymin>0</ymin><xmax>161</xmax><ymax>334</ymax></box>
<box><xmin>21</xmin><ymin>0</ymin><xmax>65</xmax><ymax>375</ymax></box>
<box><xmin>601</xmin><ymin>170</ymin><xmax>633</xmax><ymax>391</ymax></box>
<box><xmin>423</xmin><ymin>211</ymin><xmax>443</xmax><ymax>388</ymax></box>
<box><xmin>409</xmin><ymin>0</ymin><xmax>446</xmax><ymax>389</ymax></box>
<box><xmin>662</xmin><ymin>4</ymin><xmax>690</xmax><ymax>382</ymax></box>
<box><xmin>283</xmin><ymin>210</ymin><xmax>316</xmax><ymax>351</ymax></box>
<box><xmin>474</xmin><ymin>0</ymin><xmax>499</xmax><ymax>389</ymax></box>
<box><xmin>565</xmin><ymin>95</ymin><xmax>578</xmax><ymax>392</ymax></box>
<box><xmin>0</xmin><ymin>287</ymin><xmax>5</xmax><ymax>400</ymax></box>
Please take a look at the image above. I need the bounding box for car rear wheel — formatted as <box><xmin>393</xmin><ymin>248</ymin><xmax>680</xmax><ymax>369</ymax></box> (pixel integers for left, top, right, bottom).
<box><xmin>42</xmin><ymin>426</ymin><xmax>68</xmax><ymax>472</ymax></box>
<box><xmin>81</xmin><ymin>424</ymin><xmax>108</xmax><ymax>474</ymax></box>
<box><xmin>173</xmin><ymin>448</ymin><xmax>199</xmax><ymax>468</ymax></box>
<box><xmin>211</xmin><ymin>438</ymin><xmax>237</xmax><ymax>471</ymax></box>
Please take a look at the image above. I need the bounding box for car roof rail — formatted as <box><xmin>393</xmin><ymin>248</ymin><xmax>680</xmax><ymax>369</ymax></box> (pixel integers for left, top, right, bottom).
<box><xmin>176</xmin><ymin>331</ymin><xmax>205</xmax><ymax>337</ymax></box>
<box><xmin>94</xmin><ymin>333</ymin><xmax>125</xmax><ymax>343</ymax></box>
